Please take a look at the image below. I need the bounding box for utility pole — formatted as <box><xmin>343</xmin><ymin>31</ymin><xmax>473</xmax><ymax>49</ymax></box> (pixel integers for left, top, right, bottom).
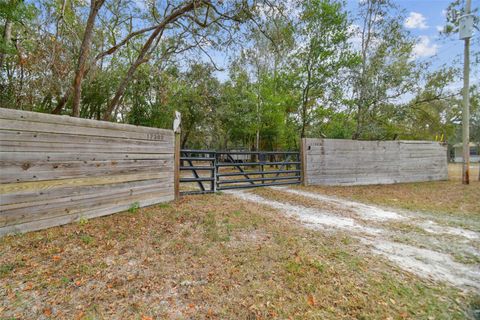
<box><xmin>460</xmin><ymin>0</ymin><xmax>473</xmax><ymax>184</ymax></box>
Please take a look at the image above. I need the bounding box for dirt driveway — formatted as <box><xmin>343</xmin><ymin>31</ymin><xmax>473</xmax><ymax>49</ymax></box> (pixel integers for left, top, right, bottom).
<box><xmin>1</xmin><ymin>181</ymin><xmax>479</xmax><ymax>319</ymax></box>
<box><xmin>229</xmin><ymin>186</ymin><xmax>480</xmax><ymax>292</ymax></box>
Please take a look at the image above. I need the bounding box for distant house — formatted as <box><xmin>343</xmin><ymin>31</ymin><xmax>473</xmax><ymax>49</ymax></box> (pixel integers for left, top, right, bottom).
<box><xmin>451</xmin><ymin>142</ymin><xmax>480</xmax><ymax>162</ymax></box>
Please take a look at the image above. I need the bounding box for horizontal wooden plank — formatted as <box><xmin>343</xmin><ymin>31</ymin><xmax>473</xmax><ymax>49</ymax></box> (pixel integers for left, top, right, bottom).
<box><xmin>0</xmin><ymin>107</ymin><xmax>173</xmax><ymax>137</ymax></box>
<box><xmin>1</xmin><ymin>184</ymin><xmax>173</xmax><ymax>226</ymax></box>
<box><xmin>0</xmin><ymin>177</ymin><xmax>173</xmax><ymax>206</ymax></box>
<box><xmin>0</xmin><ymin>158</ymin><xmax>170</xmax><ymax>171</ymax></box>
<box><xmin>0</xmin><ymin>152</ymin><xmax>173</xmax><ymax>162</ymax></box>
<box><xmin>0</xmin><ymin>194</ymin><xmax>174</xmax><ymax>237</ymax></box>
<box><xmin>0</xmin><ymin>162</ymin><xmax>173</xmax><ymax>183</ymax></box>
<box><xmin>0</xmin><ymin>129</ymin><xmax>173</xmax><ymax>147</ymax></box>
<box><xmin>2</xmin><ymin>188</ymin><xmax>173</xmax><ymax>227</ymax></box>
<box><xmin>0</xmin><ymin>140</ymin><xmax>173</xmax><ymax>154</ymax></box>
<box><xmin>0</xmin><ymin>159</ymin><xmax>173</xmax><ymax>183</ymax></box>
<box><xmin>0</xmin><ymin>171</ymin><xmax>172</xmax><ymax>195</ymax></box>
<box><xmin>0</xmin><ymin>118</ymin><xmax>172</xmax><ymax>142</ymax></box>
<box><xmin>1</xmin><ymin>181</ymin><xmax>172</xmax><ymax>212</ymax></box>
<box><xmin>306</xmin><ymin>160</ymin><xmax>446</xmax><ymax>170</ymax></box>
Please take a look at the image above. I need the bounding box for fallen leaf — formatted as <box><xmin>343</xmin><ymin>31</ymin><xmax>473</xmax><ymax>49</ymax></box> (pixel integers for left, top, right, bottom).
<box><xmin>43</xmin><ymin>308</ymin><xmax>52</xmax><ymax>316</ymax></box>
<box><xmin>141</xmin><ymin>316</ymin><xmax>153</xmax><ymax>320</ymax></box>
<box><xmin>307</xmin><ymin>294</ymin><xmax>316</xmax><ymax>307</ymax></box>
<box><xmin>24</xmin><ymin>282</ymin><xmax>33</xmax><ymax>291</ymax></box>
<box><xmin>52</xmin><ymin>255</ymin><xmax>61</xmax><ymax>262</ymax></box>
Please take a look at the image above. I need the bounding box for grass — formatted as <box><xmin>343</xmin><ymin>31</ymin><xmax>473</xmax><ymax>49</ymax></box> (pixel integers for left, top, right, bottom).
<box><xmin>0</xmin><ymin>194</ymin><xmax>477</xmax><ymax>319</ymax></box>
<box><xmin>448</xmin><ymin>163</ymin><xmax>480</xmax><ymax>181</ymax></box>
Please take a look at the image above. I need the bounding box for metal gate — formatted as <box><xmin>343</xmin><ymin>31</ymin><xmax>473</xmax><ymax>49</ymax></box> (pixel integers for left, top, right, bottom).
<box><xmin>180</xmin><ymin>150</ymin><xmax>301</xmax><ymax>195</ymax></box>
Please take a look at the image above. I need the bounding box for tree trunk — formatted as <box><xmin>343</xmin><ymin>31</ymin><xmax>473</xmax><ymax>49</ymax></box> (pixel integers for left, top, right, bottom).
<box><xmin>181</xmin><ymin>127</ymin><xmax>191</xmax><ymax>149</ymax></box>
<box><xmin>71</xmin><ymin>0</ymin><xmax>105</xmax><ymax>117</ymax></box>
<box><xmin>0</xmin><ymin>20</ymin><xmax>12</xmax><ymax>70</ymax></box>
<box><xmin>300</xmin><ymin>104</ymin><xmax>307</xmax><ymax>139</ymax></box>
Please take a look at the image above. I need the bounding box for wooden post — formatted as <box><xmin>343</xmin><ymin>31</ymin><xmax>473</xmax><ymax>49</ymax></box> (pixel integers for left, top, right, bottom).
<box><xmin>173</xmin><ymin>111</ymin><xmax>181</xmax><ymax>200</ymax></box>
<box><xmin>300</xmin><ymin>138</ymin><xmax>308</xmax><ymax>186</ymax></box>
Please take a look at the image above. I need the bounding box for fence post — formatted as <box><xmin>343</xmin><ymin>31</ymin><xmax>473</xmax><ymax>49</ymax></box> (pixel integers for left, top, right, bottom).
<box><xmin>173</xmin><ymin>111</ymin><xmax>181</xmax><ymax>200</ymax></box>
<box><xmin>213</xmin><ymin>152</ymin><xmax>217</xmax><ymax>193</ymax></box>
<box><xmin>300</xmin><ymin>138</ymin><xmax>308</xmax><ymax>186</ymax></box>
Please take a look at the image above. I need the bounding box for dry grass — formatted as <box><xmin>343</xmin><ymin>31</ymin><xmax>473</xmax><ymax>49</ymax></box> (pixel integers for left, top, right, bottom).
<box><xmin>0</xmin><ymin>194</ymin><xmax>477</xmax><ymax>319</ymax></box>
<box><xmin>448</xmin><ymin>163</ymin><xmax>480</xmax><ymax>181</ymax></box>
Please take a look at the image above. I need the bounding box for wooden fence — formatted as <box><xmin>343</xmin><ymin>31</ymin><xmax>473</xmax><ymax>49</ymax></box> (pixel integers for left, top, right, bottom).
<box><xmin>0</xmin><ymin>108</ymin><xmax>174</xmax><ymax>236</ymax></box>
<box><xmin>302</xmin><ymin>138</ymin><xmax>448</xmax><ymax>186</ymax></box>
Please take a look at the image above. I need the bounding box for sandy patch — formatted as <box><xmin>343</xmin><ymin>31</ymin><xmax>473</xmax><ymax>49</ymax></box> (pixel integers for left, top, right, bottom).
<box><xmin>230</xmin><ymin>191</ymin><xmax>383</xmax><ymax>236</ymax></box>
<box><xmin>228</xmin><ymin>188</ymin><xmax>480</xmax><ymax>292</ymax></box>
<box><xmin>275</xmin><ymin>187</ymin><xmax>404</xmax><ymax>221</ymax></box>
<box><xmin>418</xmin><ymin>220</ymin><xmax>479</xmax><ymax>240</ymax></box>
<box><xmin>278</xmin><ymin>187</ymin><xmax>480</xmax><ymax>241</ymax></box>
<box><xmin>361</xmin><ymin>239</ymin><xmax>480</xmax><ymax>290</ymax></box>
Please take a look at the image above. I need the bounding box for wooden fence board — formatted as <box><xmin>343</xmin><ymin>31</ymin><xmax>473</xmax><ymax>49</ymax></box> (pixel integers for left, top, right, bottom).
<box><xmin>0</xmin><ymin>152</ymin><xmax>172</xmax><ymax>161</ymax></box>
<box><xmin>0</xmin><ymin>195</ymin><xmax>173</xmax><ymax>236</ymax></box>
<box><xmin>0</xmin><ymin>141</ymin><xmax>173</xmax><ymax>154</ymax></box>
<box><xmin>0</xmin><ymin>159</ymin><xmax>173</xmax><ymax>183</ymax></box>
<box><xmin>1</xmin><ymin>186</ymin><xmax>173</xmax><ymax>227</ymax></box>
<box><xmin>0</xmin><ymin>108</ymin><xmax>174</xmax><ymax>236</ymax></box>
<box><xmin>0</xmin><ymin>162</ymin><xmax>173</xmax><ymax>184</ymax></box>
<box><xmin>0</xmin><ymin>130</ymin><xmax>173</xmax><ymax>147</ymax></box>
<box><xmin>304</xmin><ymin>138</ymin><xmax>447</xmax><ymax>186</ymax></box>
<box><xmin>1</xmin><ymin>177</ymin><xmax>172</xmax><ymax>205</ymax></box>
<box><xmin>0</xmin><ymin>119</ymin><xmax>171</xmax><ymax>142</ymax></box>
<box><xmin>0</xmin><ymin>108</ymin><xmax>172</xmax><ymax>136</ymax></box>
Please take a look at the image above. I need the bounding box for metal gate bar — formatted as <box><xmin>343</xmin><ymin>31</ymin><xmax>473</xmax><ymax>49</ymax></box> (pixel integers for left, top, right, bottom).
<box><xmin>215</xmin><ymin>151</ymin><xmax>301</xmax><ymax>191</ymax></box>
<box><xmin>180</xmin><ymin>150</ymin><xmax>216</xmax><ymax>195</ymax></box>
<box><xmin>179</xmin><ymin>150</ymin><xmax>301</xmax><ymax>195</ymax></box>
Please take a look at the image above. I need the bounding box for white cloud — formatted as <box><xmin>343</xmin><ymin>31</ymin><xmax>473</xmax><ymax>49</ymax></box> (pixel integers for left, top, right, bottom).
<box><xmin>436</xmin><ymin>25</ymin><xmax>444</xmax><ymax>32</ymax></box>
<box><xmin>404</xmin><ymin>12</ymin><xmax>429</xmax><ymax>29</ymax></box>
<box><xmin>412</xmin><ymin>36</ymin><xmax>439</xmax><ymax>58</ymax></box>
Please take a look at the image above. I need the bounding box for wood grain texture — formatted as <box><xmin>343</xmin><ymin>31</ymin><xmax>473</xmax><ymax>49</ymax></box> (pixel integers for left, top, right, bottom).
<box><xmin>0</xmin><ymin>159</ymin><xmax>173</xmax><ymax>183</ymax></box>
<box><xmin>0</xmin><ymin>108</ymin><xmax>174</xmax><ymax>236</ymax></box>
<box><xmin>305</xmin><ymin>138</ymin><xmax>447</xmax><ymax>186</ymax></box>
<box><xmin>0</xmin><ymin>108</ymin><xmax>173</xmax><ymax>136</ymax></box>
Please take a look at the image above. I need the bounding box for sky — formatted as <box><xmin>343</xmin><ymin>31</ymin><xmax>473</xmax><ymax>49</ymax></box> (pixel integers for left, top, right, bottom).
<box><xmin>349</xmin><ymin>0</ymin><xmax>477</xmax><ymax>66</ymax></box>
<box><xmin>205</xmin><ymin>0</ymin><xmax>480</xmax><ymax>89</ymax></box>
<box><xmin>348</xmin><ymin>0</ymin><xmax>479</xmax><ymax>88</ymax></box>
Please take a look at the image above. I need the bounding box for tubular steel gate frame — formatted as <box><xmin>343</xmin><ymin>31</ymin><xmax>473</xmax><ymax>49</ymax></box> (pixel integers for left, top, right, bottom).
<box><xmin>179</xmin><ymin>150</ymin><xmax>301</xmax><ymax>196</ymax></box>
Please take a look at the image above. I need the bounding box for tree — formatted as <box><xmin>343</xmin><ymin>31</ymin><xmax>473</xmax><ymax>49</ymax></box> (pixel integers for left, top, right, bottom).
<box><xmin>351</xmin><ymin>0</ymin><xmax>422</xmax><ymax>140</ymax></box>
<box><xmin>398</xmin><ymin>68</ymin><xmax>459</xmax><ymax>141</ymax></box>
<box><xmin>71</xmin><ymin>0</ymin><xmax>105</xmax><ymax>117</ymax></box>
<box><xmin>0</xmin><ymin>0</ymin><xmax>36</xmax><ymax>109</ymax></box>
<box><xmin>293</xmin><ymin>0</ymin><xmax>357</xmax><ymax>138</ymax></box>
<box><xmin>239</xmin><ymin>3</ymin><xmax>296</xmax><ymax>150</ymax></box>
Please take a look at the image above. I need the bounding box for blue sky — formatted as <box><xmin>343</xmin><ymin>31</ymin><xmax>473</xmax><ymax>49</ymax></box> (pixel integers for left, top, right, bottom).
<box><xmin>206</xmin><ymin>0</ymin><xmax>480</xmax><ymax>88</ymax></box>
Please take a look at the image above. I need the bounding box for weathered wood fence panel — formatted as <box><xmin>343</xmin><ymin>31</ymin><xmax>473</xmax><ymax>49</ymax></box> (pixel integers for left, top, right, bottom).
<box><xmin>0</xmin><ymin>108</ymin><xmax>174</xmax><ymax>236</ymax></box>
<box><xmin>304</xmin><ymin>138</ymin><xmax>447</xmax><ymax>186</ymax></box>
